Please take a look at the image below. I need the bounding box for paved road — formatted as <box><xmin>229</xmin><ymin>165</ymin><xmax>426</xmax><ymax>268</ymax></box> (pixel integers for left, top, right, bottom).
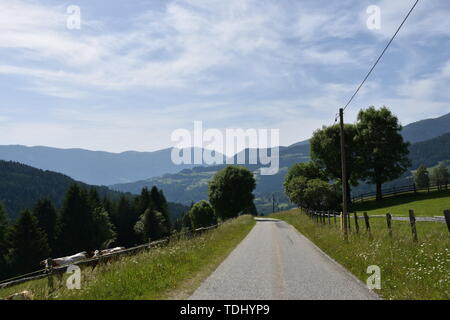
<box><xmin>190</xmin><ymin>218</ymin><xmax>379</xmax><ymax>300</ymax></box>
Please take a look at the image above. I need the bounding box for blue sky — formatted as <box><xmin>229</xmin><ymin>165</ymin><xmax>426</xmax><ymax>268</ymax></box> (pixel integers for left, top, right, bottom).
<box><xmin>0</xmin><ymin>0</ymin><xmax>449</xmax><ymax>153</ymax></box>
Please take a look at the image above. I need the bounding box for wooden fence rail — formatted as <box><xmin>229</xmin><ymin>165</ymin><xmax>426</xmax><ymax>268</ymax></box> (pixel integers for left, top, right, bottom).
<box><xmin>352</xmin><ymin>179</ymin><xmax>449</xmax><ymax>204</ymax></box>
<box><xmin>0</xmin><ymin>224</ymin><xmax>219</xmax><ymax>290</ymax></box>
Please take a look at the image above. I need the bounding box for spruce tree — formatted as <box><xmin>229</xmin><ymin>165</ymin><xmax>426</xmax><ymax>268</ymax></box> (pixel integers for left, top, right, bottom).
<box><xmin>7</xmin><ymin>210</ymin><xmax>50</xmax><ymax>275</ymax></box>
<box><xmin>33</xmin><ymin>198</ymin><xmax>58</xmax><ymax>254</ymax></box>
<box><xmin>58</xmin><ymin>184</ymin><xmax>94</xmax><ymax>255</ymax></box>
<box><xmin>0</xmin><ymin>203</ymin><xmax>10</xmax><ymax>278</ymax></box>
<box><xmin>150</xmin><ymin>187</ymin><xmax>171</xmax><ymax>231</ymax></box>
<box><xmin>115</xmin><ymin>195</ymin><xmax>140</xmax><ymax>247</ymax></box>
<box><xmin>92</xmin><ymin>208</ymin><xmax>117</xmax><ymax>249</ymax></box>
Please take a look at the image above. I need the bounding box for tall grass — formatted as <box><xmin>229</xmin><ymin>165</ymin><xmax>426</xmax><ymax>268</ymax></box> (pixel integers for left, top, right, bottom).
<box><xmin>272</xmin><ymin>209</ymin><xmax>449</xmax><ymax>300</ymax></box>
<box><xmin>0</xmin><ymin>215</ymin><xmax>255</xmax><ymax>300</ymax></box>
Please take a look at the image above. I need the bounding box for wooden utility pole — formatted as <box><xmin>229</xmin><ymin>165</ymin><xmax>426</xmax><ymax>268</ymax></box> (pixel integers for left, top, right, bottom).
<box><xmin>272</xmin><ymin>194</ymin><xmax>275</xmax><ymax>214</ymax></box>
<box><xmin>339</xmin><ymin>108</ymin><xmax>349</xmax><ymax>239</ymax></box>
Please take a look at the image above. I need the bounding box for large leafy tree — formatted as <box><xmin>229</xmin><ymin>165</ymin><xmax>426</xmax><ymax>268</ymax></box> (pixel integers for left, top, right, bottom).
<box><xmin>356</xmin><ymin>106</ymin><xmax>411</xmax><ymax>200</ymax></box>
<box><xmin>32</xmin><ymin>198</ymin><xmax>58</xmax><ymax>254</ymax></box>
<box><xmin>208</xmin><ymin>166</ymin><xmax>256</xmax><ymax>220</ymax></box>
<box><xmin>310</xmin><ymin>124</ymin><xmax>362</xmax><ymax>203</ymax></box>
<box><xmin>187</xmin><ymin>201</ymin><xmax>217</xmax><ymax>229</ymax></box>
<box><xmin>7</xmin><ymin>210</ymin><xmax>50</xmax><ymax>275</ymax></box>
<box><xmin>58</xmin><ymin>184</ymin><xmax>94</xmax><ymax>255</ymax></box>
<box><xmin>283</xmin><ymin>162</ymin><xmax>326</xmax><ymax>189</ymax></box>
<box><xmin>302</xmin><ymin>179</ymin><xmax>341</xmax><ymax>211</ymax></box>
<box><xmin>284</xmin><ymin>176</ymin><xmax>309</xmax><ymax>208</ymax></box>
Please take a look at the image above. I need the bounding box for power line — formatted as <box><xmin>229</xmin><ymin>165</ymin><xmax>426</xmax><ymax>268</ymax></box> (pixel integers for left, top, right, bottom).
<box><xmin>342</xmin><ymin>0</ymin><xmax>420</xmax><ymax>112</ymax></box>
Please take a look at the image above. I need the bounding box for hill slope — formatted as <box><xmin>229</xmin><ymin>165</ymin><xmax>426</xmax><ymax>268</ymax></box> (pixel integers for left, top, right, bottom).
<box><xmin>0</xmin><ymin>161</ymin><xmax>188</xmax><ymax>220</ymax></box>
<box><xmin>401</xmin><ymin>112</ymin><xmax>450</xmax><ymax>144</ymax></box>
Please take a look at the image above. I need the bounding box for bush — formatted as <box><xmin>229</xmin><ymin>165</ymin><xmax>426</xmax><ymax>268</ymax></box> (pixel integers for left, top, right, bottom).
<box><xmin>187</xmin><ymin>201</ymin><xmax>217</xmax><ymax>229</ymax></box>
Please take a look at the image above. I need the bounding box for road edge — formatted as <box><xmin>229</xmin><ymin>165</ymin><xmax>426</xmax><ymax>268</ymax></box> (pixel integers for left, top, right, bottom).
<box><xmin>280</xmin><ymin>219</ymin><xmax>382</xmax><ymax>300</ymax></box>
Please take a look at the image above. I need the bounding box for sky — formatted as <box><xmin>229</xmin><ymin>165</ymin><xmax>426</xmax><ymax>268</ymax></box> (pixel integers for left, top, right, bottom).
<box><xmin>0</xmin><ymin>0</ymin><xmax>449</xmax><ymax>154</ymax></box>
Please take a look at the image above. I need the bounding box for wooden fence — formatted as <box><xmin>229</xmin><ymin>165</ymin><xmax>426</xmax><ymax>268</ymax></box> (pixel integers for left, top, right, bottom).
<box><xmin>352</xmin><ymin>179</ymin><xmax>449</xmax><ymax>204</ymax></box>
<box><xmin>304</xmin><ymin>209</ymin><xmax>450</xmax><ymax>242</ymax></box>
<box><xmin>0</xmin><ymin>224</ymin><xmax>219</xmax><ymax>290</ymax></box>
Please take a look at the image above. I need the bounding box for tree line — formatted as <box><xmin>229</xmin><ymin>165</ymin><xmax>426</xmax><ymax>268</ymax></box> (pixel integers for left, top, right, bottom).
<box><xmin>0</xmin><ymin>165</ymin><xmax>258</xmax><ymax>281</ymax></box>
<box><xmin>0</xmin><ymin>184</ymin><xmax>171</xmax><ymax>280</ymax></box>
<box><xmin>414</xmin><ymin>162</ymin><xmax>449</xmax><ymax>189</ymax></box>
<box><xmin>284</xmin><ymin>106</ymin><xmax>413</xmax><ymax>211</ymax></box>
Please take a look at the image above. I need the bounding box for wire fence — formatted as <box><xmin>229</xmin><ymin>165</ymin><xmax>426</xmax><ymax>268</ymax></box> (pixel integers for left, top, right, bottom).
<box><xmin>0</xmin><ymin>224</ymin><xmax>219</xmax><ymax>290</ymax></box>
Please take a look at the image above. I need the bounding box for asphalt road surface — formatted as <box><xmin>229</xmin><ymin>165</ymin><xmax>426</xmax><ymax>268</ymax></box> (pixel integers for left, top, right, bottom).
<box><xmin>190</xmin><ymin>218</ymin><xmax>379</xmax><ymax>300</ymax></box>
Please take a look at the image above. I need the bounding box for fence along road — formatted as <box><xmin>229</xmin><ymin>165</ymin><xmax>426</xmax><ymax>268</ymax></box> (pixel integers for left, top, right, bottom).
<box><xmin>190</xmin><ymin>218</ymin><xmax>379</xmax><ymax>300</ymax></box>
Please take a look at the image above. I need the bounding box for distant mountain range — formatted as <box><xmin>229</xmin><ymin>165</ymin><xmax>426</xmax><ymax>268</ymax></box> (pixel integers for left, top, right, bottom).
<box><xmin>0</xmin><ymin>146</ymin><xmax>221</xmax><ymax>186</ymax></box>
<box><xmin>111</xmin><ymin>112</ymin><xmax>450</xmax><ymax>213</ymax></box>
<box><xmin>0</xmin><ymin>113</ymin><xmax>448</xmax><ymax>187</ymax></box>
<box><xmin>400</xmin><ymin>112</ymin><xmax>450</xmax><ymax>144</ymax></box>
<box><xmin>0</xmin><ymin>112</ymin><xmax>449</xmax><ymax>215</ymax></box>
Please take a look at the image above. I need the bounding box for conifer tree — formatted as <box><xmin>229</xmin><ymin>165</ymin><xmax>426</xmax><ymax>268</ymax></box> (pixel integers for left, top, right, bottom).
<box><xmin>33</xmin><ymin>198</ymin><xmax>58</xmax><ymax>254</ymax></box>
<box><xmin>58</xmin><ymin>184</ymin><xmax>94</xmax><ymax>255</ymax></box>
<box><xmin>7</xmin><ymin>210</ymin><xmax>50</xmax><ymax>274</ymax></box>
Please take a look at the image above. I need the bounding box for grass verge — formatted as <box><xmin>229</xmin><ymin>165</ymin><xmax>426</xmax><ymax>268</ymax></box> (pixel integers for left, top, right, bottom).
<box><xmin>0</xmin><ymin>215</ymin><xmax>255</xmax><ymax>300</ymax></box>
<box><xmin>272</xmin><ymin>209</ymin><xmax>449</xmax><ymax>300</ymax></box>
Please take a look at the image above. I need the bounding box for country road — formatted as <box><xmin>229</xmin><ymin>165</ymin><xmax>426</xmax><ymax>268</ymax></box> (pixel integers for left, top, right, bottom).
<box><xmin>190</xmin><ymin>218</ymin><xmax>379</xmax><ymax>300</ymax></box>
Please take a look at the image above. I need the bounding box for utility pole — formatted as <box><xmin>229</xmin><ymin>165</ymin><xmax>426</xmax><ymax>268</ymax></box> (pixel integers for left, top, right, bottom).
<box><xmin>272</xmin><ymin>194</ymin><xmax>275</xmax><ymax>214</ymax></box>
<box><xmin>339</xmin><ymin>108</ymin><xmax>349</xmax><ymax>239</ymax></box>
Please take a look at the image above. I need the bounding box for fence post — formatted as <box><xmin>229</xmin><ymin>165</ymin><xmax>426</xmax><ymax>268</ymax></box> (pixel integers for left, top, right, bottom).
<box><xmin>443</xmin><ymin>209</ymin><xmax>450</xmax><ymax>235</ymax></box>
<box><xmin>328</xmin><ymin>211</ymin><xmax>331</xmax><ymax>225</ymax></box>
<box><xmin>363</xmin><ymin>212</ymin><xmax>371</xmax><ymax>238</ymax></box>
<box><xmin>354</xmin><ymin>212</ymin><xmax>359</xmax><ymax>234</ymax></box>
<box><xmin>386</xmin><ymin>213</ymin><xmax>393</xmax><ymax>238</ymax></box>
<box><xmin>45</xmin><ymin>258</ymin><xmax>55</xmax><ymax>292</ymax></box>
<box><xmin>347</xmin><ymin>212</ymin><xmax>352</xmax><ymax>234</ymax></box>
<box><xmin>409</xmin><ymin>209</ymin><xmax>418</xmax><ymax>242</ymax></box>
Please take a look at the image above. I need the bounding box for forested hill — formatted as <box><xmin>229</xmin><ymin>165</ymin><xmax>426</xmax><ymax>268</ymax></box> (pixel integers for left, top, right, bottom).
<box><xmin>409</xmin><ymin>132</ymin><xmax>450</xmax><ymax>168</ymax></box>
<box><xmin>401</xmin><ymin>112</ymin><xmax>450</xmax><ymax>144</ymax></box>
<box><xmin>0</xmin><ymin>161</ymin><xmax>123</xmax><ymax>220</ymax></box>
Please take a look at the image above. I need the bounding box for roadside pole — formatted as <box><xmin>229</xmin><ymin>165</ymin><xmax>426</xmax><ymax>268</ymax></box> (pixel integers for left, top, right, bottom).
<box><xmin>339</xmin><ymin>108</ymin><xmax>349</xmax><ymax>239</ymax></box>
